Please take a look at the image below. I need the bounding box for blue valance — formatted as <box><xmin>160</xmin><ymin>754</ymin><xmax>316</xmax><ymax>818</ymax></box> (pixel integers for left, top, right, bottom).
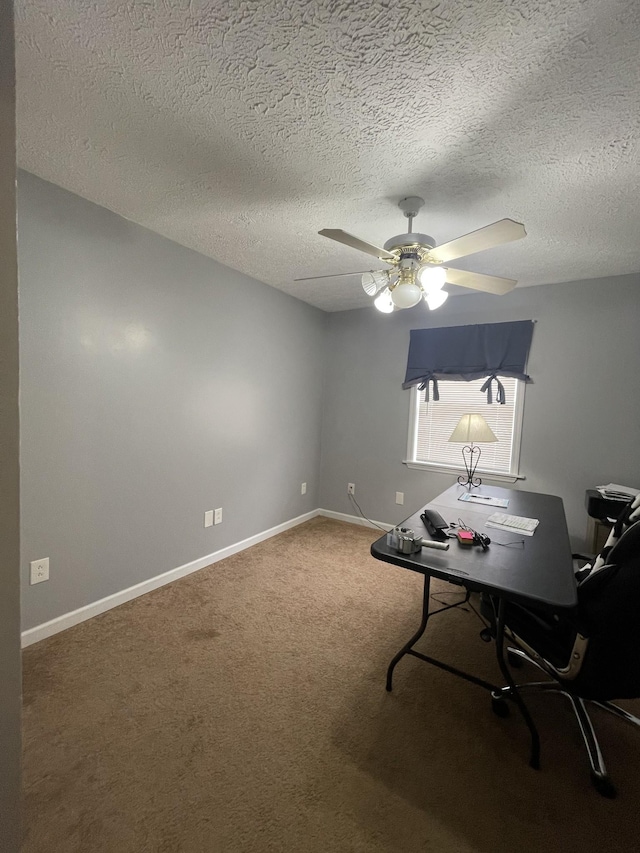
<box><xmin>403</xmin><ymin>320</ymin><xmax>534</xmax><ymax>404</ymax></box>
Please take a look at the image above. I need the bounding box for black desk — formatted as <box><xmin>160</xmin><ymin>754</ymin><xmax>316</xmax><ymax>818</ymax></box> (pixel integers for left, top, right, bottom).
<box><xmin>371</xmin><ymin>483</ymin><xmax>577</xmax><ymax>769</ymax></box>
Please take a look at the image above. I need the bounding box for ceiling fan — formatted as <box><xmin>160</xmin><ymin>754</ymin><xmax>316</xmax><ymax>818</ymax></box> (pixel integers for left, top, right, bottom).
<box><xmin>295</xmin><ymin>196</ymin><xmax>526</xmax><ymax>312</ymax></box>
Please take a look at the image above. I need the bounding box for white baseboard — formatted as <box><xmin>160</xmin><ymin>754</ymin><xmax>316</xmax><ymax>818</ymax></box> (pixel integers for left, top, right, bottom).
<box><xmin>21</xmin><ymin>509</ymin><xmax>319</xmax><ymax>648</ymax></box>
<box><xmin>317</xmin><ymin>508</ymin><xmax>393</xmax><ymax>531</ymax></box>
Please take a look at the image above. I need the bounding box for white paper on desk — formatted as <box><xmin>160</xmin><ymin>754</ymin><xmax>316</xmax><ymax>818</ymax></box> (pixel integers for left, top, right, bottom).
<box><xmin>486</xmin><ymin>512</ymin><xmax>539</xmax><ymax>536</ymax></box>
<box><xmin>485</xmin><ymin>520</ymin><xmax>536</xmax><ymax>536</ymax></box>
<box><xmin>458</xmin><ymin>493</ymin><xmax>509</xmax><ymax>508</ymax></box>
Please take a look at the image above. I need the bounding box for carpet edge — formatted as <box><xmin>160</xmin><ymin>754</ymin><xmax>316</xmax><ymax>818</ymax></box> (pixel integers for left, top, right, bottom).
<box><xmin>21</xmin><ymin>509</ymin><xmax>321</xmax><ymax>647</ymax></box>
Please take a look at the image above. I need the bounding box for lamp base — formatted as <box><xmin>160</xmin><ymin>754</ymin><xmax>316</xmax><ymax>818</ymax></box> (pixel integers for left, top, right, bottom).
<box><xmin>457</xmin><ymin>444</ymin><xmax>482</xmax><ymax>489</ymax></box>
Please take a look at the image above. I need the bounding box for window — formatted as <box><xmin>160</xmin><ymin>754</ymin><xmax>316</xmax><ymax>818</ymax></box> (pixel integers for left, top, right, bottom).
<box><xmin>405</xmin><ymin>377</ymin><xmax>525</xmax><ymax>481</ymax></box>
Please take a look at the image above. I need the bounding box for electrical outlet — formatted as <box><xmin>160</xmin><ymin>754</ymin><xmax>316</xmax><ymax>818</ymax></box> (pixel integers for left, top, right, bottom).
<box><xmin>214</xmin><ymin>507</ymin><xmax>223</xmax><ymax>525</ymax></box>
<box><xmin>30</xmin><ymin>557</ymin><xmax>50</xmax><ymax>585</ymax></box>
<box><xmin>347</xmin><ymin>483</ymin><xmax>355</xmax><ymax>495</ymax></box>
<box><xmin>204</xmin><ymin>510</ymin><xmax>214</xmax><ymax>528</ymax></box>
<box><xmin>301</xmin><ymin>482</ymin><xmax>307</xmax><ymax>495</ymax></box>
<box><xmin>395</xmin><ymin>491</ymin><xmax>404</xmax><ymax>505</ymax></box>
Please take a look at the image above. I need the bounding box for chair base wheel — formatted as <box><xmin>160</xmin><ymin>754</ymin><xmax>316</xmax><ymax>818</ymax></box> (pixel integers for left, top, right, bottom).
<box><xmin>491</xmin><ymin>695</ymin><xmax>510</xmax><ymax>718</ymax></box>
<box><xmin>590</xmin><ymin>771</ymin><xmax>617</xmax><ymax>799</ymax></box>
<box><xmin>479</xmin><ymin>628</ymin><xmax>493</xmax><ymax>643</ymax></box>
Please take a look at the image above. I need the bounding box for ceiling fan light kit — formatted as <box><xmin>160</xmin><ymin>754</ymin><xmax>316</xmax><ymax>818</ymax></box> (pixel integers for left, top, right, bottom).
<box><xmin>361</xmin><ymin>269</ymin><xmax>390</xmax><ymax>296</ymax></box>
<box><xmin>373</xmin><ymin>289</ymin><xmax>395</xmax><ymax>313</ymax></box>
<box><xmin>298</xmin><ymin>195</ymin><xmax>527</xmax><ymax>314</ymax></box>
<box><xmin>425</xmin><ymin>288</ymin><xmax>449</xmax><ymax>310</ymax></box>
<box><xmin>391</xmin><ymin>280</ymin><xmax>422</xmax><ymax>309</ymax></box>
<box><xmin>418</xmin><ymin>265</ymin><xmax>447</xmax><ymax>293</ymax></box>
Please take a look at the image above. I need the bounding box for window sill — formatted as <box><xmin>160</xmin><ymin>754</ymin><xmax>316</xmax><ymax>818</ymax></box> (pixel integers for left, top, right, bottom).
<box><xmin>403</xmin><ymin>460</ymin><xmax>525</xmax><ymax>484</ymax></box>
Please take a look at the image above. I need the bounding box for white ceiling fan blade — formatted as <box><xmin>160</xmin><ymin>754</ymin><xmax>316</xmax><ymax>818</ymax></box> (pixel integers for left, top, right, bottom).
<box><xmin>294</xmin><ymin>269</ymin><xmax>388</xmax><ymax>282</ymax></box>
<box><xmin>445</xmin><ymin>267</ymin><xmax>516</xmax><ymax>295</ymax></box>
<box><xmin>319</xmin><ymin>229</ymin><xmax>396</xmax><ymax>260</ymax></box>
<box><xmin>428</xmin><ymin>219</ymin><xmax>526</xmax><ymax>264</ymax></box>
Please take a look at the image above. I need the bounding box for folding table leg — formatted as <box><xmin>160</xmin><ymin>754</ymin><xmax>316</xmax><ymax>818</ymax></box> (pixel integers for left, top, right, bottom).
<box><xmin>494</xmin><ymin>597</ymin><xmax>541</xmax><ymax>769</ymax></box>
<box><xmin>386</xmin><ymin>574</ymin><xmax>431</xmax><ymax>692</ymax></box>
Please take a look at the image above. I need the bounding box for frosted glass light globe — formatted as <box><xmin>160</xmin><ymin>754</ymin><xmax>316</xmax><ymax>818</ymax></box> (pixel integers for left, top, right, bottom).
<box><xmin>425</xmin><ymin>288</ymin><xmax>449</xmax><ymax>310</ymax></box>
<box><xmin>418</xmin><ymin>265</ymin><xmax>447</xmax><ymax>293</ymax></box>
<box><xmin>391</xmin><ymin>282</ymin><xmax>422</xmax><ymax>309</ymax></box>
<box><xmin>374</xmin><ymin>288</ymin><xmax>394</xmax><ymax>313</ymax></box>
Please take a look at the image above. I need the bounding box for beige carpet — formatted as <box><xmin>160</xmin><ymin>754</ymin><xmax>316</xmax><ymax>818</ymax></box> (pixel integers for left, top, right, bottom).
<box><xmin>22</xmin><ymin>517</ymin><xmax>640</xmax><ymax>852</ymax></box>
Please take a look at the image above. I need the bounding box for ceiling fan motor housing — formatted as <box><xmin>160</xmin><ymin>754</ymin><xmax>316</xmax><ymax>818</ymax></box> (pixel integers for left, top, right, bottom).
<box><xmin>383</xmin><ymin>233</ymin><xmax>436</xmax><ymax>253</ymax></box>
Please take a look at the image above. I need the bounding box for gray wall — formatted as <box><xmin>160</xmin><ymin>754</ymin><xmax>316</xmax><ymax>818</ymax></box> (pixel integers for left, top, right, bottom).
<box><xmin>16</xmin><ymin>166</ymin><xmax>640</xmax><ymax>637</ymax></box>
<box><xmin>0</xmin><ymin>1</ymin><xmax>22</xmax><ymax>849</ymax></box>
<box><xmin>19</xmin><ymin>171</ymin><xmax>326</xmax><ymax>630</ymax></box>
<box><xmin>319</xmin><ymin>274</ymin><xmax>640</xmax><ymax>548</ymax></box>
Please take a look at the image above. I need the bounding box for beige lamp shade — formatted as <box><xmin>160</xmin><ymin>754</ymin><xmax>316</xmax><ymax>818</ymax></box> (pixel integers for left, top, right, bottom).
<box><xmin>448</xmin><ymin>413</ymin><xmax>498</xmax><ymax>444</ymax></box>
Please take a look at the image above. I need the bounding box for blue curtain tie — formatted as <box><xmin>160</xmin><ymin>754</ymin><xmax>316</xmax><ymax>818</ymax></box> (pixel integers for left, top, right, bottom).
<box><xmin>480</xmin><ymin>374</ymin><xmax>506</xmax><ymax>404</ymax></box>
<box><xmin>418</xmin><ymin>375</ymin><xmax>439</xmax><ymax>402</ymax></box>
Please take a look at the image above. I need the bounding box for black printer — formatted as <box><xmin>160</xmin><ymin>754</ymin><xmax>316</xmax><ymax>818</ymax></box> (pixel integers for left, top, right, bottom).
<box><xmin>585</xmin><ymin>489</ymin><xmax>632</xmax><ymax>522</ymax></box>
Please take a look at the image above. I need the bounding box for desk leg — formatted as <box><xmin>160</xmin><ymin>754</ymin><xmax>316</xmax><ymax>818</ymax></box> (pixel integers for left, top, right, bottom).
<box><xmin>495</xmin><ymin>597</ymin><xmax>541</xmax><ymax>770</ymax></box>
<box><xmin>386</xmin><ymin>574</ymin><xmax>431</xmax><ymax>692</ymax></box>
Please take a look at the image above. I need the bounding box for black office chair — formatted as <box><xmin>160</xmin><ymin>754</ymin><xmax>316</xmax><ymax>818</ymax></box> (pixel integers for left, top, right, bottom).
<box><xmin>488</xmin><ymin>495</ymin><xmax>640</xmax><ymax>797</ymax></box>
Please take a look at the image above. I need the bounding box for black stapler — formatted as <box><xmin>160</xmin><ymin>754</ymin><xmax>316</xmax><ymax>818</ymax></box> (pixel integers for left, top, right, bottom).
<box><xmin>420</xmin><ymin>509</ymin><xmax>449</xmax><ymax>541</ymax></box>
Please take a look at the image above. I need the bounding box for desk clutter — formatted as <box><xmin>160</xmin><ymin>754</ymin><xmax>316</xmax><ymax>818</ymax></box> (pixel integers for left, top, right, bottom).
<box><xmin>596</xmin><ymin>482</ymin><xmax>639</xmax><ymax>501</ymax></box>
<box><xmin>427</xmin><ymin>495</ymin><xmax>538</xmax><ymax>540</ymax></box>
<box><xmin>486</xmin><ymin>512</ymin><xmax>539</xmax><ymax>536</ymax></box>
<box><xmin>419</xmin><ymin>510</ymin><xmax>493</xmax><ymax>550</ymax></box>
<box><xmin>386</xmin><ymin>526</ymin><xmax>450</xmax><ymax>554</ymax></box>
<box><xmin>454</xmin><ymin>528</ymin><xmax>492</xmax><ymax>550</ymax></box>
<box><xmin>458</xmin><ymin>492</ymin><xmax>509</xmax><ymax>508</ymax></box>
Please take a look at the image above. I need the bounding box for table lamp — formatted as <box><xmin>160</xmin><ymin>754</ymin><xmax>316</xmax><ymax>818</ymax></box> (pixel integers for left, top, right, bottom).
<box><xmin>448</xmin><ymin>413</ymin><xmax>498</xmax><ymax>488</ymax></box>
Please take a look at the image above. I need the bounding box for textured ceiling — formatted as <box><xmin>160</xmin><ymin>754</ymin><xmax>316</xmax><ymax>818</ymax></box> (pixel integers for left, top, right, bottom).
<box><xmin>15</xmin><ymin>0</ymin><xmax>640</xmax><ymax>311</ymax></box>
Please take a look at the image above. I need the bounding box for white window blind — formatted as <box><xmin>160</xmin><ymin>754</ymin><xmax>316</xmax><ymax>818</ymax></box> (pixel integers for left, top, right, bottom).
<box><xmin>412</xmin><ymin>377</ymin><xmax>522</xmax><ymax>475</ymax></box>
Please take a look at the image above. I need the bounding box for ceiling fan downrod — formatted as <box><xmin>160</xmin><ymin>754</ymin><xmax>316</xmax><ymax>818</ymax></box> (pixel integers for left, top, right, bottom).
<box><xmin>398</xmin><ymin>196</ymin><xmax>425</xmax><ymax>235</ymax></box>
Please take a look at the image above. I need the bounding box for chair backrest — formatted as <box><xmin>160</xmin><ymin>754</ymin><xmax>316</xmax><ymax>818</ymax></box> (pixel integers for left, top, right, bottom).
<box><xmin>574</xmin><ymin>499</ymin><xmax>640</xmax><ymax>699</ymax></box>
